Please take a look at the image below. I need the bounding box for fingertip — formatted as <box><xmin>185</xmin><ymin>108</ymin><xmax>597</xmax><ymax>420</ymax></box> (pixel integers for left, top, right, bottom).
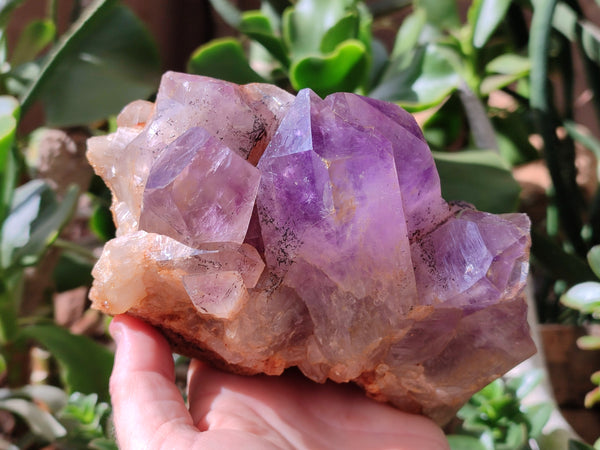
<box><xmin>109</xmin><ymin>314</ymin><xmax>196</xmax><ymax>448</ymax></box>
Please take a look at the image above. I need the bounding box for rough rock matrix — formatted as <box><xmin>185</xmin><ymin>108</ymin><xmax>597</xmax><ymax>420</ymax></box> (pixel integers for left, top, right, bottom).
<box><xmin>88</xmin><ymin>72</ymin><xmax>535</xmax><ymax>425</ymax></box>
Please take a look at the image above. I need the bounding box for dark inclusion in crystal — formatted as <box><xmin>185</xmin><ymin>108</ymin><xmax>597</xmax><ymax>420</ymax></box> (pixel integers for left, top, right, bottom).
<box><xmin>88</xmin><ymin>72</ymin><xmax>535</xmax><ymax>425</ymax></box>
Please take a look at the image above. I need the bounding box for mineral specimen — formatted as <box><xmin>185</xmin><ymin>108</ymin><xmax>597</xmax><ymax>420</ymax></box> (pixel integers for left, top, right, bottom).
<box><xmin>87</xmin><ymin>72</ymin><xmax>535</xmax><ymax>425</ymax></box>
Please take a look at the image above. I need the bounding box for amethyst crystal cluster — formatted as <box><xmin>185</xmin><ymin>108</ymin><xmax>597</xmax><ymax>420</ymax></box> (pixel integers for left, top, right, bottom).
<box><xmin>88</xmin><ymin>72</ymin><xmax>535</xmax><ymax>424</ymax></box>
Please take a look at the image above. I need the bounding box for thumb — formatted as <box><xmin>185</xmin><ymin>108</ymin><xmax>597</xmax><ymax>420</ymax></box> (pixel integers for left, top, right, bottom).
<box><xmin>109</xmin><ymin>314</ymin><xmax>197</xmax><ymax>449</ymax></box>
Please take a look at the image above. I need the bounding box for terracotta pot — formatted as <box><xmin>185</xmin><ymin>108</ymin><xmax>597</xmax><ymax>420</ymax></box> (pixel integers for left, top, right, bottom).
<box><xmin>540</xmin><ymin>324</ymin><xmax>600</xmax><ymax>444</ymax></box>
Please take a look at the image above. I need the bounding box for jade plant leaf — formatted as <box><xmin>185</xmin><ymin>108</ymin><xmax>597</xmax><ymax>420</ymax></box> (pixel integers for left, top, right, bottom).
<box><xmin>422</xmin><ymin>95</ymin><xmax>463</xmax><ymax>150</ymax></box>
<box><xmin>469</xmin><ymin>0</ymin><xmax>512</xmax><ymax>48</ymax></box>
<box><xmin>289</xmin><ymin>40</ymin><xmax>367</xmax><ymax>96</ymax></box>
<box><xmin>577</xmin><ymin>335</ymin><xmax>600</xmax><ymax>350</ymax></box>
<box><xmin>0</xmin><ymin>398</ymin><xmax>66</xmax><ymax>441</ymax></box>
<box><xmin>21</xmin><ymin>0</ymin><xmax>161</xmax><ymax>127</ymax></box>
<box><xmin>320</xmin><ymin>12</ymin><xmax>359</xmax><ymax>53</ymax></box>
<box><xmin>415</xmin><ymin>0</ymin><xmax>460</xmax><ymax>30</ymax></box>
<box><xmin>486</xmin><ymin>54</ymin><xmax>531</xmax><ymax>75</ymax></box>
<box><xmin>208</xmin><ymin>0</ymin><xmax>242</xmax><ymax>27</ymax></box>
<box><xmin>188</xmin><ymin>38</ymin><xmax>265</xmax><ymax>84</ymax></box>
<box><xmin>524</xmin><ymin>403</ymin><xmax>553</xmax><ymax>438</ymax></box>
<box><xmin>587</xmin><ymin>245</ymin><xmax>600</xmax><ymax>279</ymax></box>
<box><xmin>552</xmin><ymin>2</ymin><xmax>600</xmax><ymax>66</ymax></box>
<box><xmin>584</xmin><ymin>386</ymin><xmax>600</xmax><ymax>408</ymax></box>
<box><xmin>568</xmin><ymin>440</ymin><xmax>597</xmax><ymax>450</ymax></box>
<box><xmin>447</xmin><ymin>435</ymin><xmax>487</xmax><ymax>450</ymax></box>
<box><xmin>561</xmin><ymin>281</ymin><xmax>600</xmax><ymax>314</ymax></box>
<box><xmin>391</xmin><ymin>9</ymin><xmax>426</xmax><ymax>61</ymax></box>
<box><xmin>239</xmin><ymin>11</ymin><xmax>290</xmax><ymax>67</ymax></box>
<box><xmin>433</xmin><ymin>150</ymin><xmax>521</xmax><ymax>213</ymax></box>
<box><xmin>19</xmin><ymin>324</ymin><xmax>114</xmax><ymax>402</ymax></box>
<box><xmin>370</xmin><ymin>44</ymin><xmax>461</xmax><ymax>111</ymax></box>
<box><xmin>506</xmin><ymin>369</ymin><xmax>544</xmax><ymax>400</ymax></box>
<box><xmin>481</xmin><ymin>54</ymin><xmax>531</xmax><ymax>94</ymax></box>
<box><xmin>10</xmin><ymin>19</ymin><xmax>56</xmax><ymax>67</ymax></box>
<box><xmin>0</xmin><ymin>181</ymin><xmax>78</xmax><ymax>270</ymax></box>
<box><xmin>0</xmin><ymin>96</ymin><xmax>18</xmax><ymax>227</ymax></box>
<box><xmin>282</xmin><ymin>0</ymin><xmax>356</xmax><ymax>57</ymax></box>
<box><xmin>498</xmin><ymin>423</ymin><xmax>528</xmax><ymax>450</ymax></box>
<box><xmin>53</xmin><ymin>252</ymin><xmax>94</xmax><ymax>293</ymax></box>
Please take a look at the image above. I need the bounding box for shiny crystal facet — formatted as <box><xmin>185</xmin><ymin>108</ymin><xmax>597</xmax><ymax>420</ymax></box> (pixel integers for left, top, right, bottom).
<box><xmin>88</xmin><ymin>73</ymin><xmax>535</xmax><ymax>425</ymax></box>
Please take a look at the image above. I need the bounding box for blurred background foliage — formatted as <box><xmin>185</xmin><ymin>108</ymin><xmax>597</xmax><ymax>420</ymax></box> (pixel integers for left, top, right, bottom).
<box><xmin>0</xmin><ymin>0</ymin><xmax>599</xmax><ymax>447</ymax></box>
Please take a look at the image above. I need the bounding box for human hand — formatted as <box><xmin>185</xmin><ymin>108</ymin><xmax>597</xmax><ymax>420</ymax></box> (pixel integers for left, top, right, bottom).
<box><xmin>109</xmin><ymin>314</ymin><xmax>450</xmax><ymax>449</ymax></box>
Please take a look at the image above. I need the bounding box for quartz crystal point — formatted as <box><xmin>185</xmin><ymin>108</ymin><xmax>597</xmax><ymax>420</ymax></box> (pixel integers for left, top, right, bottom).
<box><xmin>88</xmin><ymin>72</ymin><xmax>535</xmax><ymax>425</ymax></box>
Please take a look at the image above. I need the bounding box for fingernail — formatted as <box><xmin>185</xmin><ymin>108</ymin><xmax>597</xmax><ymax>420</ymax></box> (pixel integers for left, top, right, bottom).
<box><xmin>109</xmin><ymin>319</ymin><xmax>123</xmax><ymax>345</ymax></box>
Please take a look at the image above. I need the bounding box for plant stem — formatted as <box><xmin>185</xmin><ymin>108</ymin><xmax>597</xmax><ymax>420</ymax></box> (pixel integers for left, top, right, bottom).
<box><xmin>530</xmin><ymin>0</ymin><xmax>587</xmax><ymax>256</ymax></box>
<box><xmin>457</xmin><ymin>82</ymin><xmax>499</xmax><ymax>152</ymax></box>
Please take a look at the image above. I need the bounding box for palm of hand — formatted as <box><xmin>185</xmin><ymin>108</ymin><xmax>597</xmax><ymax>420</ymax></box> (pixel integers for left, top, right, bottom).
<box><xmin>109</xmin><ymin>315</ymin><xmax>449</xmax><ymax>449</ymax></box>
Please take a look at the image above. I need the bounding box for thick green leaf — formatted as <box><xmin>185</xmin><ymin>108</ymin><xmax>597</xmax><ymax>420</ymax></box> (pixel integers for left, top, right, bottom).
<box><xmin>478</xmin><ymin>378</ymin><xmax>505</xmax><ymax>401</ymax></box>
<box><xmin>497</xmin><ymin>422</ymin><xmax>528</xmax><ymax>449</ymax></box>
<box><xmin>19</xmin><ymin>324</ymin><xmax>113</xmax><ymax>401</ymax></box>
<box><xmin>422</xmin><ymin>95</ymin><xmax>463</xmax><ymax>149</ymax></box>
<box><xmin>569</xmin><ymin>440</ymin><xmax>597</xmax><ymax>450</ymax></box>
<box><xmin>239</xmin><ymin>11</ymin><xmax>290</xmax><ymax>67</ymax></box>
<box><xmin>209</xmin><ymin>0</ymin><xmax>242</xmax><ymax>27</ymax></box>
<box><xmin>0</xmin><ymin>96</ymin><xmax>18</xmax><ymax>226</ymax></box>
<box><xmin>0</xmin><ymin>398</ymin><xmax>66</xmax><ymax>441</ymax></box>
<box><xmin>367</xmin><ymin>38</ymin><xmax>389</xmax><ymax>90</ymax></box>
<box><xmin>415</xmin><ymin>0</ymin><xmax>460</xmax><ymax>30</ymax></box>
<box><xmin>506</xmin><ymin>370</ymin><xmax>543</xmax><ymax>400</ymax></box>
<box><xmin>561</xmin><ymin>281</ymin><xmax>600</xmax><ymax>313</ymax></box>
<box><xmin>356</xmin><ymin>2</ymin><xmax>372</xmax><ymax>51</ymax></box>
<box><xmin>53</xmin><ymin>251</ymin><xmax>94</xmax><ymax>292</ymax></box>
<box><xmin>5</xmin><ymin>61</ymin><xmax>41</xmax><ymax>97</ymax></box>
<box><xmin>16</xmin><ymin>384</ymin><xmax>68</xmax><ymax>412</ymax></box>
<box><xmin>552</xmin><ymin>2</ymin><xmax>600</xmax><ymax>66</ymax></box>
<box><xmin>577</xmin><ymin>335</ymin><xmax>600</xmax><ymax>350</ymax></box>
<box><xmin>584</xmin><ymin>386</ymin><xmax>600</xmax><ymax>408</ymax></box>
<box><xmin>588</xmin><ymin>246</ymin><xmax>600</xmax><ymax>279</ymax></box>
<box><xmin>469</xmin><ymin>0</ymin><xmax>512</xmax><ymax>48</ymax></box>
<box><xmin>486</xmin><ymin>54</ymin><xmax>531</xmax><ymax>76</ymax></box>
<box><xmin>0</xmin><ymin>282</ymin><xmax>18</xmax><ymax>344</ymax></box>
<box><xmin>0</xmin><ymin>181</ymin><xmax>78</xmax><ymax>269</ymax></box>
<box><xmin>22</xmin><ymin>1</ymin><xmax>160</xmax><ymax>126</ymax></box>
<box><xmin>90</xmin><ymin>438</ymin><xmax>119</xmax><ymax>450</ymax></box>
<box><xmin>480</xmin><ymin>74</ymin><xmax>522</xmax><ymax>95</ymax></box>
<box><xmin>370</xmin><ymin>44</ymin><xmax>460</xmax><ymax>111</ymax></box>
<box><xmin>492</xmin><ymin>114</ymin><xmax>539</xmax><ymax>166</ymax></box>
<box><xmin>523</xmin><ymin>403</ymin><xmax>553</xmax><ymax>438</ymax></box>
<box><xmin>290</xmin><ymin>40</ymin><xmax>368</xmax><ymax>96</ymax></box>
<box><xmin>433</xmin><ymin>150</ymin><xmax>521</xmax><ymax>213</ymax></box>
<box><xmin>282</xmin><ymin>0</ymin><xmax>356</xmax><ymax>56</ymax></box>
<box><xmin>391</xmin><ymin>9</ymin><xmax>426</xmax><ymax>60</ymax></box>
<box><xmin>188</xmin><ymin>38</ymin><xmax>265</xmax><ymax>84</ymax></box>
<box><xmin>10</xmin><ymin>19</ymin><xmax>56</xmax><ymax>67</ymax></box>
<box><xmin>447</xmin><ymin>435</ymin><xmax>487</xmax><ymax>450</ymax></box>
<box><xmin>320</xmin><ymin>12</ymin><xmax>358</xmax><ymax>53</ymax></box>
<box><xmin>89</xmin><ymin>202</ymin><xmax>115</xmax><ymax>242</ymax></box>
